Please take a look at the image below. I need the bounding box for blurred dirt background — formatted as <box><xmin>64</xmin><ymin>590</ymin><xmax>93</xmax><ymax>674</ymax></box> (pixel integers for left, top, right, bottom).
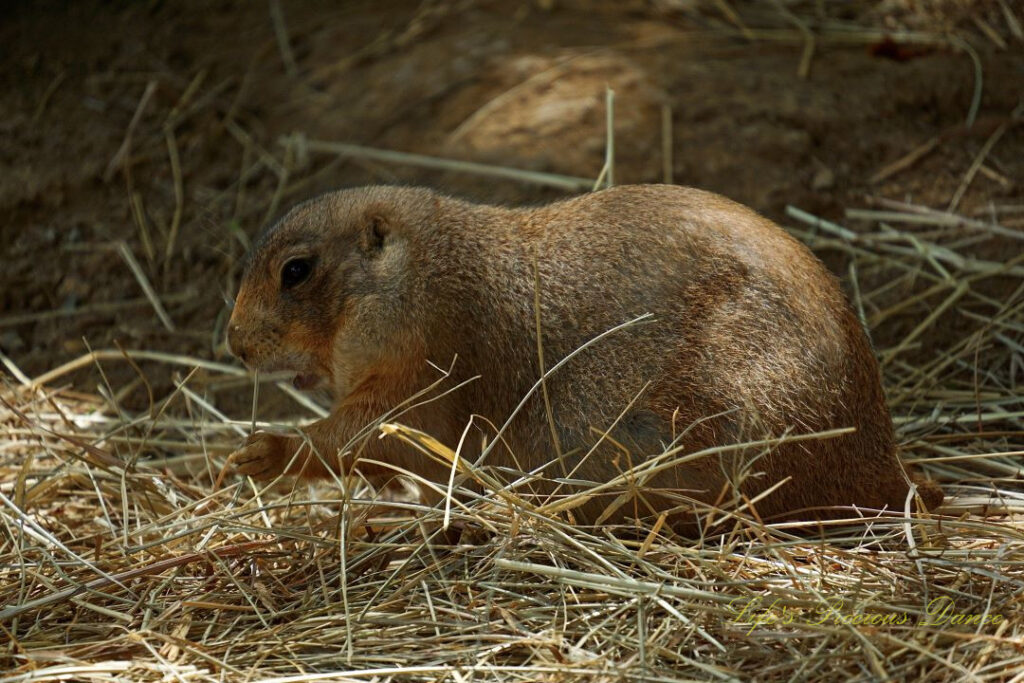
<box><xmin>1</xmin><ymin>0</ymin><xmax>1022</xmax><ymax>419</ymax></box>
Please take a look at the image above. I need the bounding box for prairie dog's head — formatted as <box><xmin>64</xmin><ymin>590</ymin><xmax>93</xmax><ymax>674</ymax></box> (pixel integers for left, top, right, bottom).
<box><xmin>228</xmin><ymin>186</ymin><xmax>432</xmax><ymax>396</ymax></box>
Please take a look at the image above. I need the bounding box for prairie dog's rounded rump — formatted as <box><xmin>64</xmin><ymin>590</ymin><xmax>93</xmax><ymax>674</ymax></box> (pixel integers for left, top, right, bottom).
<box><xmin>226</xmin><ymin>184</ymin><xmax>941</xmax><ymax>531</ymax></box>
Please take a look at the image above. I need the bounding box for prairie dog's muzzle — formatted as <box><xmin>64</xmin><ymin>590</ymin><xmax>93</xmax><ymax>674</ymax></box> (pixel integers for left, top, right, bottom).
<box><xmin>227</xmin><ymin>323</ymin><xmax>249</xmax><ymax>364</ymax></box>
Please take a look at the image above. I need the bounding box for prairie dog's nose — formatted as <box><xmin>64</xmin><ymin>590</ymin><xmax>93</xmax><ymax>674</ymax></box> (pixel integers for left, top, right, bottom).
<box><xmin>227</xmin><ymin>324</ymin><xmax>249</xmax><ymax>364</ymax></box>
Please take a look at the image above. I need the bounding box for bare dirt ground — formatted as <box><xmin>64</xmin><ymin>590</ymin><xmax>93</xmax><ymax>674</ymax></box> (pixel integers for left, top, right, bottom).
<box><xmin>2</xmin><ymin>0</ymin><xmax>1021</xmax><ymax>417</ymax></box>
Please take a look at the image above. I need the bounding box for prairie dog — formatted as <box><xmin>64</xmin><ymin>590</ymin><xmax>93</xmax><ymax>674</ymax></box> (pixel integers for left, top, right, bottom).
<box><xmin>226</xmin><ymin>184</ymin><xmax>941</xmax><ymax>530</ymax></box>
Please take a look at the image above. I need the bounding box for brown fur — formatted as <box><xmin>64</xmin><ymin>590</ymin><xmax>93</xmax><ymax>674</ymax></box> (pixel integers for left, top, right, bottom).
<box><xmin>227</xmin><ymin>184</ymin><xmax>942</xmax><ymax>531</ymax></box>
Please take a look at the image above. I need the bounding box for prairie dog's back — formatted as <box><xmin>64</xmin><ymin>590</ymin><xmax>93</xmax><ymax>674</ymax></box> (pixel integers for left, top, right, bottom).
<box><xmin>459</xmin><ymin>185</ymin><xmax>851</xmax><ymax>409</ymax></box>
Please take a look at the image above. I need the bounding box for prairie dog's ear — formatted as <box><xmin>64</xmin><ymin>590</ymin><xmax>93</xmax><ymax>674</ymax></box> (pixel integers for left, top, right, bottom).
<box><xmin>359</xmin><ymin>213</ymin><xmax>388</xmax><ymax>254</ymax></box>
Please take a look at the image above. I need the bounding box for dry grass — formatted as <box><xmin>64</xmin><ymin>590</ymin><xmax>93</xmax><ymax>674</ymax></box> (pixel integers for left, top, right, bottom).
<box><xmin>2</xmin><ymin>2</ymin><xmax>1023</xmax><ymax>681</ymax></box>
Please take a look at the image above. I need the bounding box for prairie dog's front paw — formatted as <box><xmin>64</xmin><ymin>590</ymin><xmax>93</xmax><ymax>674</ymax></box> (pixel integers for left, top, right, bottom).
<box><xmin>230</xmin><ymin>431</ymin><xmax>297</xmax><ymax>479</ymax></box>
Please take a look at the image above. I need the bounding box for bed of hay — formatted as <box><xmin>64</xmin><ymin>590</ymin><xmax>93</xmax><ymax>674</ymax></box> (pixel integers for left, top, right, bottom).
<box><xmin>2</xmin><ymin>1</ymin><xmax>1022</xmax><ymax>681</ymax></box>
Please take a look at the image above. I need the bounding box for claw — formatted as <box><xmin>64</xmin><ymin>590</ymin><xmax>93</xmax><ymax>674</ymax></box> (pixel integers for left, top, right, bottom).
<box><xmin>227</xmin><ymin>431</ymin><xmax>291</xmax><ymax>480</ymax></box>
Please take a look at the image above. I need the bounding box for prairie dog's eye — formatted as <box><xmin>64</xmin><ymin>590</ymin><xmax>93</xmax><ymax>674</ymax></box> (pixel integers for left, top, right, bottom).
<box><xmin>281</xmin><ymin>258</ymin><xmax>313</xmax><ymax>290</ymax></box>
